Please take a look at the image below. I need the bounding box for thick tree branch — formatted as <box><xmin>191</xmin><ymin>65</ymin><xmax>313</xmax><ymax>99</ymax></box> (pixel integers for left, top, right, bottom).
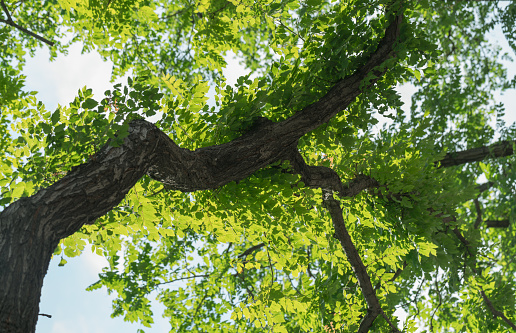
<box><xmin>0</xmin><ymin>13</ymin><xmax>403</xmax><ymax>333</ymax></box>
<box><xmin>0</xmin><ymin>0</ymin><xmax>54</xmax><ymax>46</ymax></box>
<box><xmin>147</xmin><ymin>14</ymin><xmax>402</xmax><ymax>191</ymax></box>
<box><xmin>0</xmin><ymin>13</ymin><xmax>403</xmax><ymax>300</ymax></box>
<box><xmin>5</xmin><ymin>12</ymin><xmax>402</xmax><ymax>238</ymax></box>
<box><xmin>10</xmin><ymin>120</ymin><xmax>161</xmax><ymax>240</ymax></box>
<box><xmin>323</xmin><ymin>190</ymin><xmax>382</xmax><ymax>333</ymax></box>
<box><xmin>287</xmin><ymin>149</ymin><xmax>393</xmax><ymax>332</ymax></box>
<box><xmin>439</xmin><ymin>140</ymin><xmax>515</xmax><ymax>168</ymax></box>
<box><xmin>279</xmin><ymin>14</ymin><xmax>403</xmax><ymax>140</ymax></box>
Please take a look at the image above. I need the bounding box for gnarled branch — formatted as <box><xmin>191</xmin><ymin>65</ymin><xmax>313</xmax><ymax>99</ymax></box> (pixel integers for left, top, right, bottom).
<box><xmin>0</xmin><ymin>12</ymin><xmax>404</xmax><ymax>333</ymax></box>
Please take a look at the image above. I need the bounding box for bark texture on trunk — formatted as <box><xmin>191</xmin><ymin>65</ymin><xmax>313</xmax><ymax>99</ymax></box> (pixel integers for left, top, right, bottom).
<box><xmin>0</xmin><ymin>14</ymin><xmax>403</xmax><ymax>333</ymax></box>
<box><xmin>0</xmin><ymin>120</ymin><xmax>158</xmax><ymax>332</ymax></box>
<box><xmin>0</xmin><ymin>198</ymin><xmax>54</xmax><ymax>333</ymax></box>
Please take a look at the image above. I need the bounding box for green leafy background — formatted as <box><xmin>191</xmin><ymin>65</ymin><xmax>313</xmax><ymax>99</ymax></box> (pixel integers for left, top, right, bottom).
<box><xmin>2</xmin><ymin>0</ymin><xmax>516</xmax><ymax>332</ymax></box>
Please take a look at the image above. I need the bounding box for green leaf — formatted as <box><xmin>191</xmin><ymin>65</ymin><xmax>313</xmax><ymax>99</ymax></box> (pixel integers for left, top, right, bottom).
<box><xmin>82</xmin><ymin>98</ymin><xmax>98</xmax><ymax>110</ymax></box>
<box><xmin>58</xmin><ymin>258</ymin><xmax>67</xmax><ymax>266</ymax></box>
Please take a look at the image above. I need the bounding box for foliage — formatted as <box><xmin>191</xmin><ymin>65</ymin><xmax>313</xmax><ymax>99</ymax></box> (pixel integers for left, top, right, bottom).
<box><xmin>2</xmin><ymin>0</ymin><xmax>516</xmax><ymax>332</ymax></box>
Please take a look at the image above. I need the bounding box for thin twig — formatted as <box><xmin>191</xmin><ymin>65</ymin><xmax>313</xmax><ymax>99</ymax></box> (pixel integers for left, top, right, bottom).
<box><xmin>429</xmin><ymin>272</ymin><xmax>442</xmax><ymax>331</ymax></box>
<box><xmin>0</xmin><ymin>0</ymin><xmax>54</xmax><ymax>46</ymax></box>
<box><xmin>238</xmin><ymin>243</ymin><xmax>265</xmax><ymax>258</ymax></box>
<box><xmin>233</xmin><ymin>269</ymin><xmax>255</xmax><ymax>300</ymax></box>
<box><xmin>473</xmin><ymin>198</ymin><xmax>483</xmax><ymax>229</ymax></box>
<box><xmin>453</xmin><ymin>228</ymin><xmax>516</xmax><ymax>329</ymax></box>
<box><xmin>374</xmin><ymin>261</ymin><xmax>408</xmax><ymax>292</ymax></box>
<box><xmin>381</xmin><ymin>311</ymin><xmax>401</xmax><ymax>333</ymax></box>
<box><xmin>306</xmin><ymin>246</ymin><xmax>316</xmax><ymax>279</ymax></box>
<box><xmin>156</xmin><ymin>273</ymin><xmax>209</xmax><ymax>287</ymax></box>
<box><xmin>1</xmin><ymin>0</ymin><xmax>12</xmax><ymax>21</ymax></box>
<box><xmin>412</xmin><ymin>277</ymin><xmax>425</xmax><ymax>317</ymax></box>
<box><xmin>275</xmin><ymin>18</ymin><xmax>305</xmax><ymax>42</ymax></box>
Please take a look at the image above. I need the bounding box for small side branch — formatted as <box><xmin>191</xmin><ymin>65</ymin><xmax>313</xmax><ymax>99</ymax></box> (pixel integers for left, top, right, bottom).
<box><xmin>480</xmin><ymin>290</ymin><xmax>516</xmax><ymax>330</ymax></box>
<box><xmin>453</xmin><ymin>228</ymin><xmax>516</xmax><ymax>330</ymax></box>
<box><xmin>374</xmin><ymin>261</ymin><xmax>408</xmax><ymax>292</ymax></box>
<box><xmin>471</xmin><ymin>196</ymin><xmax>509</xmax><ymax>229</ymax></box>
<box><xmin>287</xmin><ymin>149</ymin><xmax>397</xmax><ymax>331</ymax></box>
<box><xmin>0</xmin><ymin>0</ymin><xmax>54</xmax><ymax>46</ymax></box>
<box><xmin>429</xmin><ymin>275</ymin><xmax>443</xmax><ymax>331</ymax></box>
<box><xmin>452</xmin><ymin>227</ymin><xmax>473</xmax><ymax>257</ymax></box>
<box><xmin>0</xmin><ymin>0</ymin><xmax>11</xmax><ymax>21</ymax></box>
<box><xmin>381</xmin><ymin>312</ymin><xmax>401</xmax><ymax>333</ymax></box>
<box><xmin>156</xmin><ymin>273</ymin><xmax>210</xmax><ymax>287</ymax></box>
<box><xmin>485</xmin><ymin>220</ymin><xmax>510</xmax><ymax>228</ymax></box>
<box><xmin>238</xmin><ymin>243</ymin><xmax>265</xmax><ymax>259</ymax></box>
<box><xmin>476</xmin><ymin>181</ymin><xmax>494</xmax><ymax>193</ymax></box>
<box><xmin>473</xmin><ymin>198</ymin><xmax>483</xmax><ymax>229</ymax></box>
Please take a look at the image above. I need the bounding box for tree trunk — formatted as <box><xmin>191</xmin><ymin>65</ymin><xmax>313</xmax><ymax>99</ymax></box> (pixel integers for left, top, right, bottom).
<box><xmin>0</xmin><ymin>198</ymin><xmax>57</xmax><ymax>333</ymax></box>
<box><xmin>0</xmin><ymin>14</ymin><xmax>403</xmax><ymax>332</ymax></box>
<box><xmin>0</xmin><ymin>121</ymin><xmax>156</xmax><ymax>332</ymax></box>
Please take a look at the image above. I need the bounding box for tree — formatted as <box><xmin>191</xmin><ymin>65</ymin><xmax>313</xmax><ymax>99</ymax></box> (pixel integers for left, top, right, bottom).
<box><xmin>1</xmin><ymin>0</ymin><xmax>516</xmax><ymax>332</ymax></box>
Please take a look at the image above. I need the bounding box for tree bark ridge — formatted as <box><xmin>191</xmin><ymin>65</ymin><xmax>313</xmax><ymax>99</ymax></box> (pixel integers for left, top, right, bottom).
<box><xmin>0</xmin><ymin>13</ymin><xmax>403</xmax><ymax>333</ymax></box>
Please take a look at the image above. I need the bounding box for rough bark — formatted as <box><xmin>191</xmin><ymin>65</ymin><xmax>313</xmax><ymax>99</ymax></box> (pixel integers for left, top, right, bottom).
<box><xmin>0</xmin><ymin>121</ymin><xmax>156</xmax><ymax>332</ymax></box>
<box><xmin>288</xmin><ymin>148</ymin><xmax>399</xmax><ymax>332</ymax></box>
<box><xmin>439</xmin><ymin>140</ymin><xmax>515</xmax><ymax>168</ymax></box>
<box><xmin>0</xmin><ymin>198</ymin><xmax>56</xmax><ymax>333</ymax></box>
<box><xmin>323</xmin><ymin>191</ymin><xmax>383</xmax><ymax>332</ymax></box>
<box><xmin>0</xmin><ymin>14</ymin><xmax>403</xmax><ymax>333</ymax></box>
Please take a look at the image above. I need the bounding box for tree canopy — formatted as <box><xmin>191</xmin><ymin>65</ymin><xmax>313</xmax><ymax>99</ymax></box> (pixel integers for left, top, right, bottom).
<box><xmin>1</xmin><ymin>0</ymin><xmax>516</xmax><ymax>332</ymax></box>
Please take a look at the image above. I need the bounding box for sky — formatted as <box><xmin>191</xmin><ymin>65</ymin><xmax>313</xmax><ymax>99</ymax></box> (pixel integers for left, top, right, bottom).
<box><xmin>20</xmin><ymin>22</ymin><xmax>516</xmax><ymax>333</ymax></box>
<box><xmin>25</xmin><ymin>43</ymin><xmax>256</xmax><ymax>333</ymax></box>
